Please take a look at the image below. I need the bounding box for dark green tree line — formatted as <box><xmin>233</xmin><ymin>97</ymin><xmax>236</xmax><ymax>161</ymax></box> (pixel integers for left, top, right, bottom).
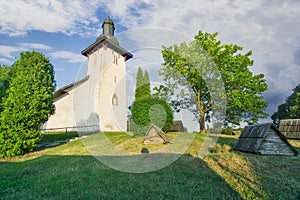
<box><xmin>271</xmin><ymin>84</ymin><xmax>300</xmax><ymax>127</ymax></box>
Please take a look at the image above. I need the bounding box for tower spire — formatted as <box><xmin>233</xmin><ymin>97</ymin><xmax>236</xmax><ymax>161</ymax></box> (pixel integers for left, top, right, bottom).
<box><xmin>107</xmin><ymin>9</ymin><xmax>111</xmax><ymax>19</ymax></box>
<box><xmin>97</xmin><ymin>10</ymin><xmax>118</xmax><ymax>44</ymax></box>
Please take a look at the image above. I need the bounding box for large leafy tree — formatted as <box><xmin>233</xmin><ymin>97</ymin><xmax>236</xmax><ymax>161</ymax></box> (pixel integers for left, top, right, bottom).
<box><xmin>156</xmin><ymin>31</ymin><xmax>268</xmax><ymax>133</ymax></box>
<box><xmin>0</xmin><ymin>51</ymin><xmax>56</xmax><ymax>157</ymax></box>
<box><xmin>0</xmin><ymin>65</ymin><xmax>13</xmax><ymax>112</ymax></box>
<box><xmin>271</xmin><ymin>83</ymin><xmax>300</xmax><ymax>127</ymax></box>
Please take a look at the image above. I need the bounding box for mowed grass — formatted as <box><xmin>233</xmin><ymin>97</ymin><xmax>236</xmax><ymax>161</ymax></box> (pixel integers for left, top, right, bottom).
<box><xmin>39</xmin><ymin>131</ymin><xmax>79</xmax><ymax>143</ymax></box>
<box><xmin>0</xmin><ymin>132</ymin><xmax>300</xmax><ymax>199</ymax></box>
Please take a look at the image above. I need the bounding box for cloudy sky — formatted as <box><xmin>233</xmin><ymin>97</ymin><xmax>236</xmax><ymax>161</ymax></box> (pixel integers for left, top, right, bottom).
<box><xmin>0</xmin><ymin>0</ymin><xmax>299</xmax><ymax>126</ymax></box>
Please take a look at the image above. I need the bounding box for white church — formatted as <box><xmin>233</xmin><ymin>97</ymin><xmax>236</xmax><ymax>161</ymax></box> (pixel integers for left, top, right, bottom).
<box><xmin>44</xmin><ymin>16</ymin><xmax>132</xmax><ymax>132</ymax></box>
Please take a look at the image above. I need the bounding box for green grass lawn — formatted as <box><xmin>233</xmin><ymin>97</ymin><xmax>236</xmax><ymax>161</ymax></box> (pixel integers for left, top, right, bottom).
<box><xmin>0</xmin><ymin>132</ymin><xmax>300</xmax><ymax>199</ymax></box>
<box><xmin>39</xmin><ymin>131</ymin><xmax>79</xmax><ymax>144</ymax></box>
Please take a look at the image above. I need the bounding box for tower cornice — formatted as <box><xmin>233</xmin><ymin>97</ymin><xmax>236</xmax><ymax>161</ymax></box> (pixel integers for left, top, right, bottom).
<box><xmin>81</xmin><ymin>36</ymin><xmax>132</xmax><ymax>60</ymax></box>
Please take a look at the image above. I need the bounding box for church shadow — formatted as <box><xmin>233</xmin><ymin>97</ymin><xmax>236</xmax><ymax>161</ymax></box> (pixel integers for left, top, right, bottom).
<box><xmin>0</xmin><ymin>153</ymin><xmax>242</xmax><ymax>199</ymax></box>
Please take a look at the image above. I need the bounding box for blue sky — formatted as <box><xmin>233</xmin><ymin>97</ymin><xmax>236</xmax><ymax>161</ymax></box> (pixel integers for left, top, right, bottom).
<box><xmin>0</xmin><ymin>0</ymin><xmax>300</xmax><ymax>129</ymax></box>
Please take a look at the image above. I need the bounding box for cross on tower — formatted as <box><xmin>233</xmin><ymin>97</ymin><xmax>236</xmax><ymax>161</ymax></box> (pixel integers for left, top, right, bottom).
<box><xmin>106</xmin><ymin>9</ymin><xmax>111</xmax><ymax>18</ymax></box>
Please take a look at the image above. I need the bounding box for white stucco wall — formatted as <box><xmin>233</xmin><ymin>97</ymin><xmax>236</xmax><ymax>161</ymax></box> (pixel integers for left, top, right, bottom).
<box><xmin>43</xmin><ymin>90</ymin><xmax>75</xmax><ymax>131</ymax></box>
<box><xmin>91</xmin><ymin>48</ymin><xmax>127</xmax><ymax>132</ymax></box>
<box><xmin>44</xmin><ymin>46</ymin><xmax>127</xmax><ymax>132</ymax></box>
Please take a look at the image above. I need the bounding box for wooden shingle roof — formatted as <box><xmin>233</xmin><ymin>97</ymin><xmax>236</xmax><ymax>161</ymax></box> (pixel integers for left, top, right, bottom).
<box><xmin>279</xmin><ymin>119</ymin><xmax>300</xmax><ymax>139</ymax></box>
<box><xmin>234</xmin><ymin>123</ymin><xmax>298</xmax><ymax>156</ymax></box>
<box><xmin>167</xmin><ymin>120</ymin><xmax>184</xmax><ymax>132</ymax></box>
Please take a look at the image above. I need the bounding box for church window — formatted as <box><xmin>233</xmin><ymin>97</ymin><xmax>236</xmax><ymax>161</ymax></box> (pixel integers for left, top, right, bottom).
<box><xmin>113</xmin><ymin>55</ymin><xmax>118</xmax><ymax>65</ymax></box>
<box><xmin>112</xmin><ymin>94</ymin><xmax>118</xmax><ymax>106</ymax></box>
<box><xmin>114</xmin><ymin>76</ymin><xmax>117</xmax><ymax>83</ymax></box>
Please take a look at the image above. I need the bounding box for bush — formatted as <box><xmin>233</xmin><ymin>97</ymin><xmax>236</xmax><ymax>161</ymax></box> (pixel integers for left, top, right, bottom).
<box><xmin>130</xmin><ymin>97</ymin><xmax>173</xmax><ymax>137</ymax></box>
<box><xmin>221</xmin><ymin>127</ymin><xmax>234</xmax><ymax>135</ymax></box>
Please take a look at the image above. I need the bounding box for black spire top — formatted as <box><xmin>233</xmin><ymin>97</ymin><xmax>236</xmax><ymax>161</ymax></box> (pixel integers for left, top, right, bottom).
<box><xmin>97</xmin><ymin>10</ymin><xmax>118</xmax><ymax>44</ymax></box>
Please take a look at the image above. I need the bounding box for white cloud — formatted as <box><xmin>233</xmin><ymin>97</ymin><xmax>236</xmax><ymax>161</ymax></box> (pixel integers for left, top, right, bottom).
<box><xmin>0</xmin><ymin>43</ymin><xmax>54</xmax><ymax>65</ymax></box>
<box><xmin>0</xmin><ymin>0</ymin><xmax>103</xmax><ymax>37</ymax></box>
<box><xmin>48</xmin><ymin>51</ymin><xmax>85</xmax><ymax>63</ymax></box>
<box><xmin>19</xmin><ymin>43</ymin><xmax>52</xmax><ymax>50</ymax></box>
<box><xmin>0</xmin><ymin>45</ymin><xmax>21</xmax><ymax>58</ymax></box>
<box><xmin>107</xmin><ymin>0</ymin><xmax>300</xmax><ymax>117</ymax></box>
<box><xmin>0</xmin><ymin>43</ymin><xmax>85</xmax><ymax>66</ymax></box>
<box><xmin>0</xmin><ymin>58</ymin><xmax>11</xmax><ymax>64</ymax></box>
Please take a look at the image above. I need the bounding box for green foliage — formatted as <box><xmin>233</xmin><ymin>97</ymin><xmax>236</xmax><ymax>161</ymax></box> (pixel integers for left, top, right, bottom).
<box><xmin>135</xmin><ymin>67</ymin><xmax>151</xmax><ymax>100</ymax></box>
<box><xmin>271</xmin><ymin>83</ymin><xmax>300</xmax><ymax>127</ymax></box>
<box><xmin>143</xmin><ymin>70</ymin><xmax>151</xmax><ymax>98</ymax></box>
<box><xmin>221</xmin><ymin>127</ymin><xmax>234</xmax><ymax>135</ymax></box>
<box><xmin>130</xmin><ymin>97</ymin><xmax>173</xmax><ymax>136</ymax></box>
<box><xmin>0</xmin><ymin>65</ymin><xmax>13</xmax><ymax>112</ymax></box>
<box><xmin>156</xmin><ymin>30</ymin><xmax>268</xmax><ymax>132</ymax></box>
<box><xmin>0</xmin><ymin>51</ymin><xmax>55</xmax><ymax>158</ymax></box>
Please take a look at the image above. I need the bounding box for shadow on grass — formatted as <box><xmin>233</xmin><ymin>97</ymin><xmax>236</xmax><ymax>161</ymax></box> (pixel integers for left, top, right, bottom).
<box><xmin>0</xmin><ymin>153</ymin><xmax>241</xmax><ymax>200</ymax></box>
<box><xmin>39</xmin><ymin>132</ymin><xmax>79</xmax><ymax>143</ymax></box>
<box><xmin>243</xmin><ymin>153</ymin><xmax>300</xmax><ymax>199</ymax></box>
<box><xmin>37</xmin><ymin>132</ymin><xmax>98</xmax><ymax>151</ymax></box>
<box><xmin>216</xmin><ymin>135</ymin><xmax>239</xmax><ymax>148</ymax></box>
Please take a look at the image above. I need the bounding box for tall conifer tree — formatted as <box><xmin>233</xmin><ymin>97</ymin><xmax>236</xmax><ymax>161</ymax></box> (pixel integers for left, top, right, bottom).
<box><xmin>135</xmin><ymin>67</ymin><xmax>151</xmax><ymax>100</ymax></box>
<box><xmin>142</xmin><ymin>70</ymin><xmax>151</xmax><ymax>99</ymax></box>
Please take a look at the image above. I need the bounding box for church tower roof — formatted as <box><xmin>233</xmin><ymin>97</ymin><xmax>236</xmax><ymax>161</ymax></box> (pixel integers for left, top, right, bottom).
<box><xmin>81</xmin><ymin>15</ymin><xmax>132</xmax><ymax>60</ymax></box>
<box><xmin>96</xmin><ymin>14</ymin><xmax>118</xmax><ymax>45</ymax></box>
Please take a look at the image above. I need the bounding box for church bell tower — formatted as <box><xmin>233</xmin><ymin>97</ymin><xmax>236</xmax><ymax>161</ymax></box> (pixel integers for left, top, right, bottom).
<box><xmin>81</xmin><ymin>15</ymin><xmax>132</xmax><ymax>132</ymax></box>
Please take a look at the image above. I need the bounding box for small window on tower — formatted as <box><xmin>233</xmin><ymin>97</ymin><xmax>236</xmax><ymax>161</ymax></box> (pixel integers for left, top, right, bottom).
<box><xmin>113</xmin><ymin>55</ymin><xmax>118</xmax><ymax>65</ymax></box>
<box><xmin>114</xmin><ymin>76</ymin><xmax>117</xmax><ymax>83</ymax></box>
<box><xmin>112</xmin><ymin>94</ymin><xmax>118</xmax><ymax>106</ymax></box>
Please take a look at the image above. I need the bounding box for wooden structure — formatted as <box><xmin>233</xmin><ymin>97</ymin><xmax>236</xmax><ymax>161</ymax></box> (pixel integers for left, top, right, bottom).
<box><xmin>279</xmin><ymin>119</ymin><xmax>300</xmax><ymax>139</ymax></box>
<box><xmin>143</xmin><ymin>124</ymin><xmax>171</xmax><ymax>144</ymax></box>
<box><xmin>234</xmin><ymin>123</ymin><xmax>298</xmax><ymax>156</ymax></box>
<box><xmin>167</xmin><ymin>120</ymin><xmax>184</xmax><ymax>132</ymax></box>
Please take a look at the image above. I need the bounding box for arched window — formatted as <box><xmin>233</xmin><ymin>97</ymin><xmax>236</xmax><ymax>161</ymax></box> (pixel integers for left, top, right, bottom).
<box><xmin>112</xmin><ymin>94</ymin><xmax>118</xmax><ymax>106</ymax></box>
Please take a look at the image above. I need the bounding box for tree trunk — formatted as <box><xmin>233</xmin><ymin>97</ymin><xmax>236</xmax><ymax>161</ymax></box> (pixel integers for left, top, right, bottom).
<box><xmin>199</xmin><ymin>114</ymin><xmax>206</xmax><ymax>133</ymax></box>
<box><xmin>198</xmin><ymin>99</ymin><xmax>206</xmax><ymax>133</ymax></box>
<box><xmin>196</xmin><ymin>90</ymin><xmax>206</xmax><ymax>133</ymax></box>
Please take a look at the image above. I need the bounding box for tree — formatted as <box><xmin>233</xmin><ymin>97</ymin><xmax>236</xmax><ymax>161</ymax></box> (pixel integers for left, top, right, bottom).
<box><xmin>130</xmin><ymin>67</ymin><xmax>173</xmax><ymax>136</ymax></box>
<box><xmin>287</xmin><ymin>84</ymin><xmax>300</xmax><ymax>118</ymax></box>
<box><xmin>271</xmin><ymin>103</ymin><xmax>289</xmax><ymax>127</ymax></box>
<box><xmin>0</xmin><ymin>51</ymin><xmax>55</xmax><ymax>158</ymax></box>
<box><xmin>130</xmin><ymin>97</ymin><xmax>173</xmax><ymax>136</ymax></box>
<box><xmin>271</xmin><ymin>84</ymin><xmax>300</xmax><ymax>127</ymax></box>
<box><xmin>135</xmin><ymin>67</ymin><xmax>151</xmax><ymax>100</ymax></box>
<box><xmin>156</xmin><ymin>31</ymin><xmax>268</xmax><ymax>133</ymax></box>
<box><xmin>0</xmin><ymin>65</ymin><xmax>12</xmax><ymax>112</ymax></box>
<box><xmin>143</xmin><ymin>70</ymin><xmax>151</xmax><ymax>99</ymax></box>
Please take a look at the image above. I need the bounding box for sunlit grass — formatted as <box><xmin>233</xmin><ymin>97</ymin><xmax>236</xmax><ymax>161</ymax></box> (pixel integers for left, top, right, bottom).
<box><xmin>1</xmin><ymin>132</ymin><xmax>300</xmax><ymax>199</ymax></box>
